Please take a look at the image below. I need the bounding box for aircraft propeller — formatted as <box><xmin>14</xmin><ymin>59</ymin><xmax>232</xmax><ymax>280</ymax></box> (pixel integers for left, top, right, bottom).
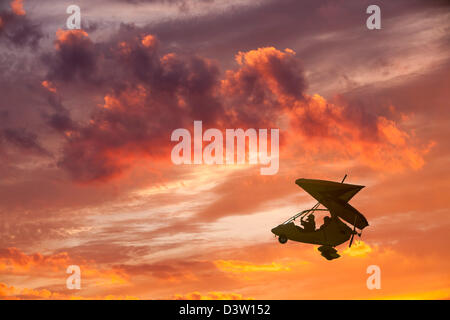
<box><xmin>349</xmin><ymin>214</ymin><xmax>358</xmax><ymax>248</ymax></box>
<box><xmin>349</xmin><ymin>226</ymin><xmax>356</xmax><ymax>247</ymax></box>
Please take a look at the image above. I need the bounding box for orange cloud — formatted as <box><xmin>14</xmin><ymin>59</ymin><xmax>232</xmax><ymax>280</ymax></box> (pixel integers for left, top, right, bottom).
<box><xmin>214</xmin><ymin>260</ymin><xmax>292</xmax><ymax>273</ymax></box>
<box><xmin>47</xmin><ymin>40</ymin><xmax>432</xmax><ymax>182</ymax></box>
<box><xmin>0</xmin><ymin>247</ymin><xmax>71</xmax><ymax>273</ymax></box>
<box><xmin>221</xmin><ymin>48</ymin><xmax>431</xmax><ymax>173</ymax></box>
<box><xmin>117</xmin><ymin>41</ymin><xmax>132</xmax><ymax>56</ymax></box>
<box><xmin>101</xmin><ymin>85</ymin><xmax>148</xmax><ymax>111</ymax></box>
<box><xmin>11</xmin><ymin>0</ymin><xmax>25</xmax><ymax>16</ymax></box>
<box><xmin>377</xmin><ymin>288</ymin><xmax>450</xmax><ymax>300</ymax></box>
<box><xmin>41</xmin><ymin>80</ymin><xmax>57</xmax><ymax>93</ymax></box>
<box><xmin>70</xmin><ymin>294</ymin><xmax>139</xmax><ymax>300</ymax></box>
<box><xmin>0</xmin><ymin>248</ymin><xmax>129</xmax><ymax>286</ymax></box>
<box><xmin>286</xmin><ymin>94</ymin><xmax>433</xmax><ymax>172</ymax></box>
<box><xmin>0</xmin><ymin>282</ymin><xmax>61</xmax><ymax>300</ymax></box>
<box><xmin>55</xmin><ymin>29</ymin><xmax>89</xmax><ymax>50</ymax></box>
<box><xmin>0</xmin><ymin>282</ymin><xmax>140</xmax><ymax>300</ymax></box>
<box><xmin>141</xmin><ymin>34</ymin><xmax>158</xmax><ymax>49</ymax></box>
<box><xmin>229</xmin><ymin>47</ymin><xmax>302</xmax><ymax>101</ymax></box>
<box><xmin>341</xmin><ymin>241</ymin><xmax>373</xmax><ymax>257</ymax></box>
<box><xmin>222</xmin><ymin>46</ymin><xmax>306</xmax><ymax>125</ymax></box>
<box><xmin>2</xmin><ymin>239</ymin><xmax>449</xmax><ymax>300</ymax></box>
<box><xmin>173</xmin><ymin>291</ymin><xmax>252</xmax><ymax>300</ymax></box>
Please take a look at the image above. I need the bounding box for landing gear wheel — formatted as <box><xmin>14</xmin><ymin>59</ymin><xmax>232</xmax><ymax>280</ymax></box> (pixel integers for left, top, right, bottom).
<box><xmin>278</xmin><ymin>235</ymin><xmax>288</xmax><ymax>244</ymax></box>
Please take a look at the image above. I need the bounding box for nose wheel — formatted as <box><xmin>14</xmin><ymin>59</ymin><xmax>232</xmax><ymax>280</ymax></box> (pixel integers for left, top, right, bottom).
<box><xmin>278</xmin><ymin>235</ymin><xmax>288</xmax><ymax>244</ymax></box>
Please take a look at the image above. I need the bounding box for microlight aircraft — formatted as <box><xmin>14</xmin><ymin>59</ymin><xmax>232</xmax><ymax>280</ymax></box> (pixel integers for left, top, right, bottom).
<box><xmin>271</xmin><ymin>175</ymin><xmax>369</xmax><ymax>260</ymax></box>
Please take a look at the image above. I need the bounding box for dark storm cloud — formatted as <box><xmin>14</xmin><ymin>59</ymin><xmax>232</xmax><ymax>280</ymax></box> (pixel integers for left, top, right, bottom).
<box><xmin>40</xmin><ymin>21</ymin><xmax>425</xmax><ymax>183</ymax></box>
<box><xmin>54</xmin><ymin>38</ymin><xmax>226</xmax><ymax>181</ymax></box>
<box><xmin>0</xmin><ymin>127</ymin><xmax>49</xmax><ymax>156</ymax></box>
<box><xmin>45</xmin><ymin>112</ymin><xmax>76</xmax><ymax>133</ymax></box>
<box><xmin>0</xmin><ymin>9</ymin><xmax>42</xmax><ymax>48</ymax></box>
<box><xmin>42</xmin><ymin>30</ymin><xmax>98</xmax><ymax>83</ymax></box>
<box><xmin>38</xmin><ymin>28</ymin><xmax>312</xmax><ymax>181</ymax></box>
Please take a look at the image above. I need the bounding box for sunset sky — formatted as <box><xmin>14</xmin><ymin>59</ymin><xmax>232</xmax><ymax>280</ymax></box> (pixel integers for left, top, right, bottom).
<box><xmin>0</xmin><ymin>0</ymin><xmax>449</xmax><ymax>300</ymax></box>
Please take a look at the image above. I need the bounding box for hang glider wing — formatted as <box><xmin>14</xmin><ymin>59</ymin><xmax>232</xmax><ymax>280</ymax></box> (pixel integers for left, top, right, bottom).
<box><xmin>320</xmin><ymin>197</ymin><xmax>368</xmax><ymax>230</ymax></box>
<box><xmin>295</xmin><ymin>178</ymin><xmax>368</xmax><ymax>230</ymax></box>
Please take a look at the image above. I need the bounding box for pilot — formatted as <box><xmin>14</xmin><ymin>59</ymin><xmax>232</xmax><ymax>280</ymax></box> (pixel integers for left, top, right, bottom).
<box><xmin>302</xmin><ymin>215</ymin><xmax>316</xmax><ymax>232</ymax></box>
<box><xmin>320</xmin><ymin>216</ymin><xmax>332</xmax><ymax>230</ymax></box>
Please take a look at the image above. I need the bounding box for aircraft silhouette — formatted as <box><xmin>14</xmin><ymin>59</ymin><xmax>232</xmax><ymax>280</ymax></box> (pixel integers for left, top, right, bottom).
<box><xmin>271</xmin><ymin>175</ymin><xmax>369</xmax><ymax>260</ymax></box>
